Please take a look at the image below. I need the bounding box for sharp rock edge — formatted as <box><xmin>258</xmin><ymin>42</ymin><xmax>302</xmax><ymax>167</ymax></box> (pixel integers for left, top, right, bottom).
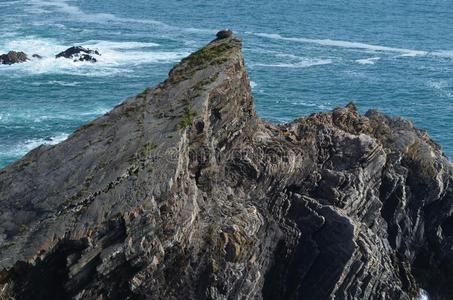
<box><xmin>1</xmin><ymin>34</ymin><xmax>453</xmax><ymax>300</ymax></box>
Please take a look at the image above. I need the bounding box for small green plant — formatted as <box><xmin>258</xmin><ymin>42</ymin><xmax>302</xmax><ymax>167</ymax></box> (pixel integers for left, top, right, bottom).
<box><xmin>186</xmin><ymin>43</ymin><xmax>233</xmax><ymax>68</ymax></box>
<box><xmin>177</xmin><ymin>105</ymin><xmax>197</xmax><ymax>130</ymax></box>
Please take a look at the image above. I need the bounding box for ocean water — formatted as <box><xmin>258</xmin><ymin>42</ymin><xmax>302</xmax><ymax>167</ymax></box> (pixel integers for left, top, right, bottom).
<box><xmin>1</xmin><ymin>0</ymin><xmax>453</xmax><ymax>170</ymax></box>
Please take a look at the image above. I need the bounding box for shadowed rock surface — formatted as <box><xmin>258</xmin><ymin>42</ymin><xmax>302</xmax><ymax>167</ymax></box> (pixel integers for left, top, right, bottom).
<box><xmin>0</xmin><ymin>51</ymin><xmax>28</xmax><ymax>65</ymax></box>
<box><xmin>1</xmin><ymin>34</ymin><xmax>453</xmax><ymax>300</ymax></box>
<box><xmin>55</xmin><ymin>46</ymin><xmax>100</xmax><ymax>63</ymax></box>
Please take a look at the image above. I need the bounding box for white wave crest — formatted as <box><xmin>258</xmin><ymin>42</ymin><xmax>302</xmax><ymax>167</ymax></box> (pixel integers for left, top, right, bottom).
<box><xmin>356</xmin><ymin>57</ymin><xmax>380</xmax><ymax>65</ymax></box>
<box><xmin>254</xmin><ymin>32</ymin><xmax>428</xmax><ymax>57</ymax></box>
<box><xmin>28</xmin><ymin>0</ymin><xmax>215</xmax><ymax>34</ymax></box>
<box><xmin>0</xmin><ymin>37</ymin><xmax>189</xmax><ymax>76</ymax></box>
<box><xmin>29</xmin><ymin>0</ymin><xmax>167</xmax><ymax>26</ymax></box>
<box><xmin>431</xmin><ymin>50</ymin><xmax>453</xmax><ymax>58</ymax></box>
<box><xmin>23</xmin><ymin>133</ymin><xmax>69</xmax><ymax>152</ymax></box>
<box><xmin>81</xmin><ymin>40</ymin><xmax>159</xmax><ymax>49</ymax></box>
<box><xmin>253</xmin><ymin>58</ymin><xmax>332</xmax><ymax>68</ymax></box>
<box><xmin>0</xmin><ymin>133</ymin><xmax>69</xmax><ymax>160</ymax></box>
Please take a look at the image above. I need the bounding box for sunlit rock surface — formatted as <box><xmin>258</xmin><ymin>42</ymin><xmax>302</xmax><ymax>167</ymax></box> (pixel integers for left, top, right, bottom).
<box><xmin>1</xmin><ymin>33</ymin><xmax>452</xmax><ymax>300</ymax></box>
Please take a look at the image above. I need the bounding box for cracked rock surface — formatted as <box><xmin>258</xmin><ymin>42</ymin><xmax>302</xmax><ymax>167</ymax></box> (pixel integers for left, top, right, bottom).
<box><xmin>1</xmin><ymin>34</ymin><xmax>453</xmax><ymax>300</ymax></box>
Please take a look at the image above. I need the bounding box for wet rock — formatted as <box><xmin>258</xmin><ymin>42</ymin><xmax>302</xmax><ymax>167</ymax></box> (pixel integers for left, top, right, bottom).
<box><xmin>32</xmin><ymin>54</ymin><xmax>43</xmax><ymax>59</ymax></box>
<box><xmin>0</xmin><ymin>51</ymin><xmax>28</xmax><ymax>65</ymax></box>
<box><xmin>55</xmin><ymin>46</ymin><xmax>100</xmax><ymax>63</ymax></box>
<box><xmin>1</xmin><ymin>34</ymin><xmax>453</xmax><ymax>300</ymax></box>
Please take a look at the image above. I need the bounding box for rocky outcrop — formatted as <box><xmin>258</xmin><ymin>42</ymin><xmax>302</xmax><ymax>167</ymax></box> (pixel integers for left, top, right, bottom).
<box><xmin>216</xmin><ymin>29</ymin><xmax>233</xmax><ymax>39</ymax></box>
<box><xmin>55</xmin><ymin>46</ymin><xmax>100</xmax><ymax>63</ymax></box>
<box><xmin>0</xmin><ymin>51</ymin><xmax>28</xmax><ymax>65</ymax></box>
<box><xmin>1</xmin><ymin>33</ymin><xmax>453</xmax><ymax>300</ymax></box>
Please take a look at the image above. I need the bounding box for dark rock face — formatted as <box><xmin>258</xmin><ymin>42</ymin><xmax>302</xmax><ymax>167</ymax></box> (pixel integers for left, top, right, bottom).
<box><xmin>216</xmin><ymin>29</ymin><xmax>233</xmax><ymax>39</ymax></box>
<box><xmin>0</xmin><ymin>51</ymin><xmax>28</xmax><ymax>65</ymax></box>
<box><xmin>55</xmin><ymin>46</ymin><xmax>100</xmax><ymax>63</ymax></box>
<box><xmin>1</xmin><ymin>35</ymin><xmax>453</xmax><ymax>300</ymax></box>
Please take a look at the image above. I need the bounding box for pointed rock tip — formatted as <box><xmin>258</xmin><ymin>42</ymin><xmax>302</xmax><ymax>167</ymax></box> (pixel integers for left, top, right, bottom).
<box><xmin>345</xmin><ymin>101</ymin><xmax>357</xmax><ymax>112</ymax></box>
<box><xmin>216</xmin><ymin>29</ymin><xmax>234</xmax><ymax>39</ymax></box>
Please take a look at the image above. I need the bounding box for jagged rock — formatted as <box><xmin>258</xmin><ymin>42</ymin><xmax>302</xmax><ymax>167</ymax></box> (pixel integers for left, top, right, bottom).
<box><xmin>55</xmin><ymin>46</ymin><xmax>100</xmax><ymax>63</ymax></box>
<box><xmin>216</xmin><ymin>29</ymin><xmax>233</xmax><ymax>39</ymax></box>
<box><xmin>0</xmin><ymin>51</ymin><xmax>28</xmax><ymax>65</ymax></box>
<box><xmin>1</xmin><ymin>34</ymin><xmax>453</xmax><ymax>300</ymax></box>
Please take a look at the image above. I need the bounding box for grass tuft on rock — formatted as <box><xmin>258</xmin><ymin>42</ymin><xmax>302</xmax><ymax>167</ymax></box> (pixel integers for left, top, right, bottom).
<box><xmin>177</xmin><ymin>105</ymin><xmax>197</xmax><ymax>130</ymax></box>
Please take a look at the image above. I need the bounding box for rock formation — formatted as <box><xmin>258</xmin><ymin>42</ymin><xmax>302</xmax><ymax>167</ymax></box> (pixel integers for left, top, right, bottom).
<box><xmin>216</xmin><ymin>29</ymin><xmax>233</xmax><ymax>39</ymax></box>
<box><xmin>1</xmin><ymin>33</ymin><xmax>453</xmax><ymax>300</ymax></box>
<box><xmin>55</xmin><ymin>46</ymin><xmax>100</xmax><ymax>63</ymax></box>
<box><xmin>0</xmin><ymin>51</ymin><xmax>28</xmax><ymax>65</ymax></box>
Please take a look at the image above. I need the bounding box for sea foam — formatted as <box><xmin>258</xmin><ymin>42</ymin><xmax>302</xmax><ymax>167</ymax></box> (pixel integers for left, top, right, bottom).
<box><xmin>0</xmin><ymin>37</ymin><xmax>188</xmax><ymax>76</ymax></box>
<box><xmin>253</xmin><ymin>32</ymin><xmax>428</xmax><ymax>57</ymax></box>
<box><xmin>356</xmin><ymin>57</ymin><xmax>381</xmax><ymax>65</ymax></box>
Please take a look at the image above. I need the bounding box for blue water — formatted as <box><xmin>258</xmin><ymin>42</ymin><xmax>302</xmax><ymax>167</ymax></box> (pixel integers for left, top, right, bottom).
<box><xmin>1</xmin><ymin>0</ymin><xmax>453</xmax><ymax>168</ymax></box>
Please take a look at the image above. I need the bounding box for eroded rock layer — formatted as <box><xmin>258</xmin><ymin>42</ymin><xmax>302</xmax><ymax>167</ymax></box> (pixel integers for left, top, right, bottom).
<box><xmin>1</xmin><ymin>35</ymin><xmax>453</xmax><ymax>300</ymax></box>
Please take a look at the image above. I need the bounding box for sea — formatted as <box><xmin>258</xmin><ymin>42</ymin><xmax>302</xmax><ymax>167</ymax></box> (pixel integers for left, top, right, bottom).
<box><xmin>1</xmin><ymin>0</ymin><xmax>452</xmax><ymax>174</ymax></box>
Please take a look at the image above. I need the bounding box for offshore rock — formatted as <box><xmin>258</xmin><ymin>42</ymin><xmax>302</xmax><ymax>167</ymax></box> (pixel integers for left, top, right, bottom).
<box><xmin>1</xmin><ymin>34</ymin><xmax>453</xmax><ymax>300</ymax></box>
<box><xmin>0</xmin><ymin>51</ymin><xmax>28</xmax><ymax>65</ymax></box>
<box><xmin>56</xmin><ymin>46</ymin><xmax>100</xmax><ymax>63</ymax></box>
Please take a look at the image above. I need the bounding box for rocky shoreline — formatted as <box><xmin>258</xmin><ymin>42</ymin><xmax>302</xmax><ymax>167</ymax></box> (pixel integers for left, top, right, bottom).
<box><xmin>0</xmin><ymin>32</ymin><xmax>452</xmax><ymax>299</ymax></box>
<box><xmin>0</xmin><ymin>46</ymin><xmax>101</xmax><ymax>65</ymax></box>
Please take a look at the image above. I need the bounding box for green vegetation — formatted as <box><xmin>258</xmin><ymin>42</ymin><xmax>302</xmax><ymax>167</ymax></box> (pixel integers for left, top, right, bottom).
<box><xmin>137</xmin><ymin>142</ymin><xmax>157</xmax><ymax>159</ymax></box>
<box><xmin>177</xmin><ymin>104</ymin><xmax>197</xmax><ymax>130</ymax></box>
<box><xmin>186</xmin><ymin>43</ymin><xmax>233</xmax><ymax>68</ymax></box>
<box><xmin>169</xmin><ymin>42</ymin><xmax>231</xmax><ymax>84</ymax></box>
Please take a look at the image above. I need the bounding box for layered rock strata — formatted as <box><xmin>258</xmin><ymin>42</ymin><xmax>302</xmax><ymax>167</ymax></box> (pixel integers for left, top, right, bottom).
<box><xmin>1</xmin><ymin>34</ymin><xmax>453</xmax><ymax>300</ymax></box>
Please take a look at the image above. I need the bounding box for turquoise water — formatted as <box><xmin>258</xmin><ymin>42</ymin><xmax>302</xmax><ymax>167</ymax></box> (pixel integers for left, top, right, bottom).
<box><xmin>1</xmin><ymin>0</ymin><xmax>453</xmax><ymax>168</ymax></box>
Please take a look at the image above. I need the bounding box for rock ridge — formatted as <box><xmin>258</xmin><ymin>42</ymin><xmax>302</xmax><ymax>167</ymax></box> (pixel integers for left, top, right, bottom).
<box><xmin>1</xmin><ymin>33</ymin><xmax>453</xmax><ymax>300</ymax></box>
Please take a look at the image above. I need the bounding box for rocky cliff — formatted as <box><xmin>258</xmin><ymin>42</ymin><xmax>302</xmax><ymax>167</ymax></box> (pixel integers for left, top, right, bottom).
<box><xmin>1</xmin><ymin>33</ymin><xmax>453</xmax><ymax>300</ymax></box>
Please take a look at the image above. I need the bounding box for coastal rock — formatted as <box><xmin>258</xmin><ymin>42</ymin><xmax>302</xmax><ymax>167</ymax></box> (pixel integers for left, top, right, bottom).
<box><xmin>32</xmin><ymin>54</ymin><xmax>43</xmax><ymax>59</ymax></box>
<box><xmin>56</xmin><ymin>46</ymin><xmax>100</xmax><ymax>63</ymax></box>
<box><xmin>1</xmin><ymin>34</ymin><xmax>453</xmax><ymax>300</ymax></box>
<box><xmin>0</xmin><ymin>51</ymin><xmax>28</xmax><ymax>65</ymax></box>
<box><xmin>216</xmin><ymin>29</ymin><xmax>233</xmax><ymax>39</ymax></box>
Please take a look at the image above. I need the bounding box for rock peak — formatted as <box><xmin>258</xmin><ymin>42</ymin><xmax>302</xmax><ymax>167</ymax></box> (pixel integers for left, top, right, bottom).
<box><xmin>216</xmin><ymin>29</ymin><xmax>234</xmax><ymax>40</ymax></box>
<box><xmin>1</xmin><ymin>35</ymin><xmax>453</xmax><ymax>300</ymax></box>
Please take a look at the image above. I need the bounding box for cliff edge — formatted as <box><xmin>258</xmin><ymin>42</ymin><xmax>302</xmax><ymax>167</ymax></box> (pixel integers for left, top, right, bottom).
<box><xmin>1</xmin><ymin>33</ymin><xmax>453</xmax><ymax>300</ymax></box>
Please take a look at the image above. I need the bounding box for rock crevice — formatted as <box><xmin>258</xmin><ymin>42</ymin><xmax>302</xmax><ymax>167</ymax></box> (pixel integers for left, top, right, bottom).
<box><xmin>1</xmin><ymin>33</ymin><xmax>453</xmax><ymax>300</ymax></box>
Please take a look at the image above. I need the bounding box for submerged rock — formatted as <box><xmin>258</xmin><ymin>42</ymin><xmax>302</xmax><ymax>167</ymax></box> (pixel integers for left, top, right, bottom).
<box><xmin>1</xmin><ymin>33</ymin><xmax>453</xmax><ymax>299</ymax></box>
<box><xmin>0</xmin><ymin>51</ymin><xmax>28</xmax><ymax>65</ymax></box>
<box><xmin>32</xmin><ymin>54</ymin><xmax>43</xmax><ymax>59</ymax></box>
<box><xmin>55</xmin><ymin>46</ymin><xmax>100</xmax><ymax>63</ymax></box>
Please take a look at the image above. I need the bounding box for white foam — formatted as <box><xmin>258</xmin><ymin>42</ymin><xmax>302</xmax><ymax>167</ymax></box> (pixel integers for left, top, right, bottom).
<box><xmin>419</xmin><ymin>289</ymin><xmax>430</xmax><ymax>300</ymax></box>
<box><xmin>427</xmin><ymin>80</ymin><xmax>453</xmax><ymax>99</ymax></box>
<box><xmin>24</xmin><ymin>133</ymin><xmax>69</xmax><ymax>151</ymax></box>
<box><xmin>253</xmin><ymin>58</ymin><xmax>332</xmax><ymax>68</ymax></box>
<box><xmin>0</xmin><ymin>36</ymin><xmax>188</xmax><ymax>76</ymax></box>
<box><xmin>81</xmin><ymin>40</ymin><xmax>159</xmax><ymax>49</ymax></box>
<box><xmin>356</xmin><ymin>57</ymin><xmax>380</xmax><ymax>65</ymax></box>
<box><xmin>431</xmin><ymin>50</ymin><xmax>453</xmax><ymax>58</ymax></box>
<box><xmin>30</xmin><ymin>80</ymin><xmax>81</xmax><ymax>87</ymax></box>
<box><xmin>254</xmin><ymin>32</ymin><xmax>428</xmax><ymax>57</ymax></box>
<box><xmin>291</xmin><ymin>100</ymin><xmax>330</xmax><ymax>110</ymax></box>
<box><xmin>28</xmin><ymin>0</ymin><xmax>214</xmax><ymax>34</ymax></box>
<box><xmin>0</xmin><ymin>133</ymin><xmax>69</xmax><ymax>159</ymax></box>
<box><xmin>0</xmin><ymin>1</ymin><xmax>22</xmax><ymax>7</ymax></box>
<box><xmin>250</xmin><ymin>81</ymin><xmax>257</xmax><ymax>89</ymax></box>
<box><xmin>29</xmin><ymin>0</ymin><xmax>166</xmax><ymax>26</ymax></box>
